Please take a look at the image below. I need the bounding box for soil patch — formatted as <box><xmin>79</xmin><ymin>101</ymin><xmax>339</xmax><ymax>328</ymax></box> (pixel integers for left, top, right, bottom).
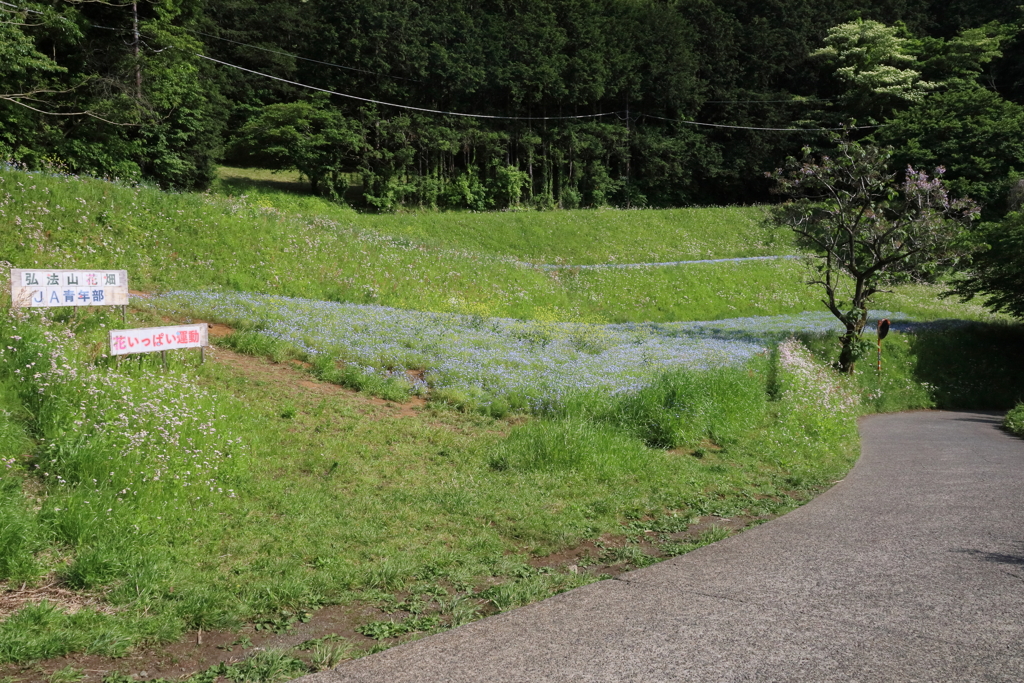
<box><xmin>0</xmin><ymin>578</ymin><xmax>112</xmax><ymax>622</ymax></box>
<box><xmin>0</xmin><ymin>603</ymin><xmax>383</xmax><ymax>683</ymax></box>
<box><xmin>207</xmin><ymin>345</ymin><xmax>427</xmax><ymax>418</ymax></box>
<box><xmin>530</xmin><ymin>515</ymin><xmax>761</xmax><ymax>579</ymax></box>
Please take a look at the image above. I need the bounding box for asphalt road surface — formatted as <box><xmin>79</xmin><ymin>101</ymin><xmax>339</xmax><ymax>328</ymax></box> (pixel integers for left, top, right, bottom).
<box><xmin>302</xmin><ymin>411</ymin><xmax>1024</xmax><ymax>682</ymax></box>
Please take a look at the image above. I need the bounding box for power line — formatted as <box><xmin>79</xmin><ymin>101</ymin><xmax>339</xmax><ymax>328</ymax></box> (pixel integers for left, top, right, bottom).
<box><xmin>199</xmin><ymin>55</ymin><xmax>870</xmax><ymax>131</ymax></box>
<box><xmin>642</xmin><ymin>113</ymin><xmax>874</xmax><ymax>132</ymax></box>
<box><xmin>0</xmin><ymin>0</ymin><xmax>40</xmax><ymax>12</ymax></box>
<box><xmin>704</xmin><ymin>98</ymin><xmax>832</xmax><ymax>104</ymax></box>
<box><xmin>197</xmin><ymin>55</ymin><xmax>626</xmax><ymax>121</ymax></box>
<box><xmin>2</xmin><ymin>0</ymin><xmax>867</xmax><ymax>133</ymax></box>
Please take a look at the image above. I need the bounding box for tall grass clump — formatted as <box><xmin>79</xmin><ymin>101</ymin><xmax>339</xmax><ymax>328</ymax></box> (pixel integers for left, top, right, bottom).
<box><xmin>0</xmin><ymin>477</ymin><xmax>40</xmax><ymax>583</ymax></box>
<box><xmin>742</xmin><ymin>339</ymin><xmax>861</xmax><ymax>488</ymax></box>
<box><xmin>603</xmin><ymin>364</ymin><xmax>770</xmax><ymax>449</ymax></box>
<box><xmin>0</xmin><ymin>356</ymin><xmax>40</xmax><ymax>583</ymax></box>
<box><xmin>488</xmin><ymin>419</ymin><xmax>656</xmax><ymax>481</ymax></box>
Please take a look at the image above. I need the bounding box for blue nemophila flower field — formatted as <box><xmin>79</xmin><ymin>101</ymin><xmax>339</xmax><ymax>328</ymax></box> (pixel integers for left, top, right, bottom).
<box><xmin>151</xmin><ymin>291</ymin><xmax>906</xmax><ymax>406</ymax></box>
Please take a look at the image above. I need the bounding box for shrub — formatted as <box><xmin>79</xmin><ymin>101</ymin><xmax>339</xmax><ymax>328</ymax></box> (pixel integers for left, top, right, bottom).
<box><xmin>1005</xmin><ymin>404</ymin><xmax>1024</xmax><ymax>437</ymax></box>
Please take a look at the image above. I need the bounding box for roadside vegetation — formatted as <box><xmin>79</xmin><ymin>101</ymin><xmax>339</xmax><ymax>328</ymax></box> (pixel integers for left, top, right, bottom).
<box><xmin>1005</xmin><ymin>404</ymin><xmax>1024</xmax><ymax>437</ymax></box>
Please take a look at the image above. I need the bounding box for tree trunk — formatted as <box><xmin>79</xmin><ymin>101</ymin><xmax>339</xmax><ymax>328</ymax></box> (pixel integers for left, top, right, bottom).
<box><xmin>838</xmin><ymin>330</ymin><xmax>858</xmax><ymax>374</ymax></box>
<box><xmin>837</xmin><ymin>307</ymin><xmax>869</xmax><ymax>374</ymax></box>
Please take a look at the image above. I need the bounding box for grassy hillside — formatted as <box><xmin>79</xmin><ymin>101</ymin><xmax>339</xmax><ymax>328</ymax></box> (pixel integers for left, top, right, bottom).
<box><xmin>214</xmin><ymin>167</ymin><xmax>789</xmax><ymax>265</ymax></box>
<box><xmin>0</xmin><ymin>166</ymin><xmax>997</xmax><ymax>324</ymax></box>
<box><xmin>3</xmin><ymin>166</ymin><xmax>806</xmax><ymax>323</ymax></box>
<box><xmin>1</xmin><ymin>166</ymin><xmax>1020</xmax><ymax>682</ymax></box>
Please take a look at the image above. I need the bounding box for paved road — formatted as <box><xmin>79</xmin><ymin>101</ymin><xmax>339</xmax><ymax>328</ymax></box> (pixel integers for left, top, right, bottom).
<box><xmin>304</xmin><ymin>411</ymin><xmax>1024</xmax><ymax>682</ymax></box>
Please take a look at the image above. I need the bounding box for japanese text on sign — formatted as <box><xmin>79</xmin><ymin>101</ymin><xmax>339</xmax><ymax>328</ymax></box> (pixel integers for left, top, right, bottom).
<box><xmin>109</xmin><ymin>324</ymin><xmax>208</xmax><ymax>356</ymax></box>
<box><xmin>10</xmin><ymin>269</ymin><xmax>129</xmax><ymax>308</ymax></box>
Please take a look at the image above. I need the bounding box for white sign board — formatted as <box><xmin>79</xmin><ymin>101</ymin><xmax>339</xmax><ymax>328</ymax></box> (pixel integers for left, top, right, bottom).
<box><xmin>110</xmin><ymin>324</ymin><xmax>208</xmax><ymax>356</ymax></box>
<box><xmin>11</xmin><ymin>269</ymin><xmax>129</xmax><ymax>309</ymax></box>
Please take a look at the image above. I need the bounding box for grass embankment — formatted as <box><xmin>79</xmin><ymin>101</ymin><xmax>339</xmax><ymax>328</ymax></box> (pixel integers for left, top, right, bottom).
<box><xmin>0</xmin><ymin>166</ymin><xmax>986</xmax><ymax>324</ymax></box>
<box><xmin>0</xmin><ymin>307</ymin><xmax>861</xmax><ymax>678</ymax></box>
<box><xmin>214</xmin><ymin>166</ymin><xmax>789</xmax><ymax>265</ymax></box>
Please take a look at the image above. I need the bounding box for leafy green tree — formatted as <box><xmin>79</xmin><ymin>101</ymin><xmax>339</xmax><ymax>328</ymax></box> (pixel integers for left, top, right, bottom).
<box><xmin>951</xmin><ymin>209</ymin><xmax>1024</xmax><ymax>319</ymax></box>
<box><xmin>874</xmin><ymin>88</ymin><xmax>1024</xmax><ymax>216</ymax></box>
<box><xmin>0</xmin><ymin>2</ymin><xmax>79</xmax><ymax>161</ymax></box>
<box><xmin>909</xmin><ymin>22</ymin><xmax>1012</xmax><ymax>89</ymax></box>
<box><xmin>0</xmin><ymin>3</ymin><xmax>70</xmax><ymax>101</ymax></box>
<box><xmin>812</xmin><ymin>19</ymin><xmax>934</xmax><ymax>120</ymax></box>
<box><xmin>769</xmin><ymin>137</ymin><xmax>978</xmax><ymax>373</ymax></box>
<box><xmin>232</xmin><ymin>99</ymin><xmax>366</xmax><ymax>199</ymax></box>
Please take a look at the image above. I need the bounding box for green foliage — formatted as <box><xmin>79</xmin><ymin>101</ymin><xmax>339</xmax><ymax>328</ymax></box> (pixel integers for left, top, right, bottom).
<box><xmin>909</xmin><ymin>22</ymin><xmax>1013</xmax><ymax>89</ymax></box>
<box><xmin>5</xmin><ymin>0</ymin><xmax>1018</xmax><ymax>206</ymax></box>
<box><xmin>356</xmin><ymin>615</ymin><xmax>441</xmax><ymax>640</ymax></box>
<box><xmin>770</xmin><ymin>136</ymin><xmax>977</xmax><ymax>372</ymax></box>
<box><xmin>875</xmin><ymin>89</ymin><xmax>1024</xmax><ymax>215</ymax></box>
<box><xmin>951</xmin><ymin>211</ymin><xmax>1024</xmax><ymax>317</ymax></box>
<box><xmin>219</xmin><ymin>649</ymin><xmax>310</xmax><ymax>683</ymax></box>
<box><xmin>230</xmin><ymin>99</ymin><xmax>366</xmax><ymax>200</ymax></box>
<box><xmin>812</xmin><ymin>19</ymin><xmax>933</xmax><ymax>118</ymax></box>
<box><xmin>1004</xmin><ymin>404</ymin><xmax>1024</xmax><ymax>437</ymax></box>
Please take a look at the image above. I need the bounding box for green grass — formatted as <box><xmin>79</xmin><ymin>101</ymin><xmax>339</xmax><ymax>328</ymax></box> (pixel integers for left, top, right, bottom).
<box><xmin>348</xmin><ymin>206</ymin><xmax>786</xmax><ymax>265</ymax></box>
<box><xmin>2</xmin><ymin>165</ymin><xmax>1022</xmax><ymax>676</ymax></box>
<box><xmin>2</xmin><ymin>166</ymin><xmax>1000</xmax><ymax>325</ymax></box>
<box><xmin>211</xmin><ymin>167</ymin><xmax>787</xmax><ymax>264</ymax></box>
<box><xmin>0</xmin><ymin>308</ymin><xmax>865</xmax><ymax>666</ymax></box>
<box><xmin>0</xmin><ymin>167</ymin><xmax>806</xmax><ymax>324</ymax></box>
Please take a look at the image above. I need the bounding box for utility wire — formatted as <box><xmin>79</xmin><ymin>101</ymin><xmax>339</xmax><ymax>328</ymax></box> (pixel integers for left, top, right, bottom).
<box><xmin>642</xmin><ymin>113</ymin><xmax>875</xmax><ymax>132</ymax></box>
<box><xmin>0</xmin><ymin>0</ymin><xmax>41</xmax><ymax>12</ymax></box>
<box><xmin>704</xmin><ymin>98</ymin><xmax>832</xmax><ymax>103</ymax></box>
<box><xmin>200</xmin><ymin>55</ymin><xmax>868</xmax><ymax>130</ymax></box>
<box><xmin>197</xmin><ymin>55</ymin><xmax>626</xmax><ymax>121</ymax></box>
<box><xmin>2</xmin><ymin>0</ymin><xmax>866</xmax><ymax>132</ymax></box>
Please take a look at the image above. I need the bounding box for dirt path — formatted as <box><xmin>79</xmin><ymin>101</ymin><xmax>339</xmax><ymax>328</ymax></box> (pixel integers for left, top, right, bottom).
<box><xmin>301</xmin><ymin>411</ymin><xmax>1024</xmax><ymax>683</ymax></box>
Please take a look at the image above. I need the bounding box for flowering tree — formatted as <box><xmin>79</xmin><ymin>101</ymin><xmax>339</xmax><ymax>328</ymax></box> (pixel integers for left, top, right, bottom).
<box><xmin>769</xmin><ymin>137</ymin><xmax>978</xmax><ymax>373</ymax></box>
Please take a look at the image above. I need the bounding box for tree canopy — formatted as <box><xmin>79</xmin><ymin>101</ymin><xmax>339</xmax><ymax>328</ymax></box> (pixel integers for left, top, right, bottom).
<box><xmin>0</xmin><ymin>0</ymin><xmax>1020</xmax><ymax>211</ymax></box>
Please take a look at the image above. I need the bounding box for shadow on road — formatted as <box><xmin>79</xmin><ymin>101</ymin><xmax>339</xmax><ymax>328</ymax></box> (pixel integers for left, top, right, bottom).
<box><xmin>955</xmin><ymin>548</ymin><xmax>1024</xmax><ymax>567</ymax></box>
